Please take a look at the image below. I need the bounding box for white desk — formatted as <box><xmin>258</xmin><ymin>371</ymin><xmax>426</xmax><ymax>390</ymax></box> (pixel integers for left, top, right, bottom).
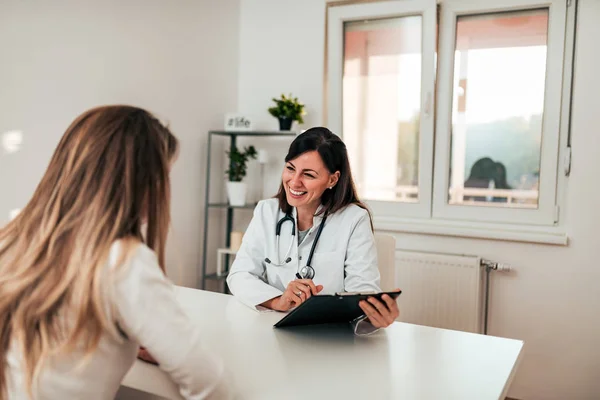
<box><xmin>122</xmin><ymin>288</ymin><xmax>523</xmax><ymax>400</ymax></box>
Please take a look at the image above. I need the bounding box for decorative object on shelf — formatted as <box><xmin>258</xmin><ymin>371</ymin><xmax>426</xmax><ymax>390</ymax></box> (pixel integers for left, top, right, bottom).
<box><xmin>267</xmin><ymin>93</ymin><xmax>306</xmax><ymax>131</ymax></box>
<box><xmin>225</xmin><ymin>145</ymin><xmax>257</xmax><ymax>206</ymax></box>
<box><xmin>230</xmin><ymin>231</ymin><xmax>244</xmax><ymax>251</ymax></box>
<box><xmin>224</xmin><ymin>113</ymin><xmax>253</xmax><ymax>132</ymax></box>
<box><xmin>257</xmin><ymin>149</ymin><xmax>268</xmax><ymax>201</ymax></box>
<box><xmin>258</xmin><ymin>148</ymin><xmax>268</xmax><ymax>164</ymax></box>
<box><xmin>216</xmin><ymin>248</ymin><xmax>238</xmax><ymax>276</ymax></box>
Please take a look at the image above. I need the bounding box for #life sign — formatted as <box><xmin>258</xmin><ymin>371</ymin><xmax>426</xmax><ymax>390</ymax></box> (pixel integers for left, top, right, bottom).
<box><xmin>224</xmin><ymin>113</ymin><xmax>253</xmax><ymax>131</ymax></box>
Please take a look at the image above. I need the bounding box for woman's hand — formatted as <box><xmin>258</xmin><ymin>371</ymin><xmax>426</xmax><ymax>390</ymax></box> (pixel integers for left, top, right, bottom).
<box><xmin>137</xmin><ymin>347</ymin><xmax>159</xmax><ymax>365</ymax></box>
<box><xmin>264</xmin><ymin>279</ymin><xmax>323</xmax><ymax>312</ymax></box>
<box><xmin>358</xmin><ymin>289</ymin><xmax>401</xmax><ymax>329</ymax></box>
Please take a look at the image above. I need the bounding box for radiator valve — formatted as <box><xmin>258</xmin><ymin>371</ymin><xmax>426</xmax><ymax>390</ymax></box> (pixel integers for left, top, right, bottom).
<box><xmin>481</xmin><ymin>259</ymin><xmax>512</xmax><ymax>272</ymax></box>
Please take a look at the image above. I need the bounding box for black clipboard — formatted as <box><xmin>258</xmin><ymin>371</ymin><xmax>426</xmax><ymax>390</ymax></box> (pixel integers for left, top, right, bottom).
<box><xmin>273</xmin><ymin>290</ymin><xmax>401</xmax><ymax>328</ymax></box>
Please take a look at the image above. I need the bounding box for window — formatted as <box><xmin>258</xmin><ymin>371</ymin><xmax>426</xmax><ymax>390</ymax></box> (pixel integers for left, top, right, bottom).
<box><xmin>327</xmin><ymin>0</ymin><xmax>575</xmax><ymax>241</ymax></box>
<box><xmin>343</xmin><ymin>16</ymin><xmax>423</xmax><ymax>203</ymax></box>
<box><xmin>448</xmin><ymin>10</ymin><xmax>548</xmax><ymax>210</ymax></box>
<box><xmin>328</xmin><ymin>0</ymin><xmax>436</xmax><ymax>219</ymax></box>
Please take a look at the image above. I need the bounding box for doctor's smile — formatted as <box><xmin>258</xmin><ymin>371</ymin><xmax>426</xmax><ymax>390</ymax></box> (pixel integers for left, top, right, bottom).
<box><xmin>288</xmin><ymin>188</ymin><xmax>307</xmax><ymax>197</ymax></box>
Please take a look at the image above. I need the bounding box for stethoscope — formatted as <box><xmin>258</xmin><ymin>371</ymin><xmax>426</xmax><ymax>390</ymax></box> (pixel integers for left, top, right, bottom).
<box><xmin>264</xmin><ymin>213</ymin><xmax>328</xmax><ymax>280</ymax></box>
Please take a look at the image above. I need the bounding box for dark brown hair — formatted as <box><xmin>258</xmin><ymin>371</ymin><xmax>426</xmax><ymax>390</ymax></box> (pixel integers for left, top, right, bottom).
<box><xmin>275</xmin><ymin>127</ymin><xmax>372</xmax><ymax>228</ymax></box>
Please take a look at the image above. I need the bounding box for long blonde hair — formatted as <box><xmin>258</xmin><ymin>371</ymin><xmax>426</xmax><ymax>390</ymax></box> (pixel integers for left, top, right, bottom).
<box><xmin>0</xmin><ymin>105</ymin><xmax>179</xmax><ymax>397</ymax></box>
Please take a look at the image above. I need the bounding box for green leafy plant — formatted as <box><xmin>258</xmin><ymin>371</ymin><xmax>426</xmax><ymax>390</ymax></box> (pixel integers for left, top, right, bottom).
<box><xmin>225</xmin><ymin>145</ymin><xmax>258</xmax><ymax>182</ymax></box>
<box><xmin>268</xmin><ymin>93</ymin><xmax>306</xmax><ymax>124</ymax></box>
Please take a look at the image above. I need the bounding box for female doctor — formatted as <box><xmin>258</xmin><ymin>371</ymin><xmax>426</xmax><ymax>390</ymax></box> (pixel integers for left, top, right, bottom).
<box><xmin>226</xmin><ymin>127</ymin><xmax>400</xmax><ymax>332</ymax></box>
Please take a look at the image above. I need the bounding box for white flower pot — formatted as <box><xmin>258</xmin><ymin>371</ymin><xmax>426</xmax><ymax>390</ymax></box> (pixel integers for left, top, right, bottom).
<box><xmin>226</xmin><ymin>181</ymin><xmax>247</xmax><ymax>206</ymax></box>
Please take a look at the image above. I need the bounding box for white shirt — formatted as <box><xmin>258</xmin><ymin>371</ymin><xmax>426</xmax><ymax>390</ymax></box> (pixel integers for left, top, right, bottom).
<box><xmin>227</xmin><ymin>198</ymin><xmax>381</xmax><ymax>309</ymax></box>
<box><xmin>6</xmin><ymin>242</ymin><xmax>230</xmax><ymax>400</ymax></box>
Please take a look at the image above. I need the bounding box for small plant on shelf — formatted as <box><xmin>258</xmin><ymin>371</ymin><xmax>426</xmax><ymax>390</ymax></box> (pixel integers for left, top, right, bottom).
<box><xmin>268</xmin><ymin>93</ymin><xmax>306</xmax><ymax>131</ymax></box>
<box><xmin>225</xmin><ymin>145</ymin><xmax>257</xmax><ymax>182</ymax></box>
<box><xmin>225</xmin><ymin>145</ymin><xmax>257</xmax><ymax>206</ymax></box>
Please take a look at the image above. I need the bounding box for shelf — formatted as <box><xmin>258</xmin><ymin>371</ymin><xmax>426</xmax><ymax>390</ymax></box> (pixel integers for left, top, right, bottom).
<box><xmin>204</xmin><ymin>273</ymin><xmax>228</xmax><ymax>281</ymax></box>
<box><xmin>202</xmin><ymin>129</ymin><xmax>290</xmax><ymax>293</ymax></box>
<box><xmin>217</xmin><ymin>248</ymin><xmax>239</xmax><ymax>255</ymax></box>
<box><xmin>207</xmin><ymin>202</ymin><xmax>257</xmax><ymax>209</ymax></box>
<box><xmin>209</xmin><ymin>130</ymin><xmax>298</xmax><ymax>137</ymax></box>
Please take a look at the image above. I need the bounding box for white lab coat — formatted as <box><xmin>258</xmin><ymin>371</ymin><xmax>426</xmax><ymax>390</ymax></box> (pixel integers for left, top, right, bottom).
<box><xmin>227</xmin><ymin>198</ymin><xmax>381</xmax><ymax>310</ymax></box>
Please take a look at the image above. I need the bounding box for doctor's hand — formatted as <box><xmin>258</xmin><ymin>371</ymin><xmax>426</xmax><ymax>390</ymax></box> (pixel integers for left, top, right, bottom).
<box><xmin>265</xmin><ymin>279</ymin><xmax>323</xmax><ymax>312</ymax></box>
<box><xmin>359</xmin><ymin>289</ymin><xmax>401</xmax><ymax>329</ymax></box>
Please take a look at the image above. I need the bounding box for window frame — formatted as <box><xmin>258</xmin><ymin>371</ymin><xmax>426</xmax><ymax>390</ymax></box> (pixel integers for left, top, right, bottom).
<box><xmin>327</xmin><ymin>0</ymin><xmax>438</xmax><ymax>219</ymax></box>
<box><xmin>432</xmin><ymin>0</ymin><xmax>569</xmax><ymax>226</ymax></box>
<box><xmin>325</xmin><ymin>0</ymin><xmax>576</xmax><ymax>245</ymax></box>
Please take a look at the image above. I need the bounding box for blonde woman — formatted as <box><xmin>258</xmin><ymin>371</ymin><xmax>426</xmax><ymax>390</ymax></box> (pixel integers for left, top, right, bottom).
<box><xmin>0</xmin><ymin>106</ymin><xmax>230</xmax><ymax>399</ymax></box>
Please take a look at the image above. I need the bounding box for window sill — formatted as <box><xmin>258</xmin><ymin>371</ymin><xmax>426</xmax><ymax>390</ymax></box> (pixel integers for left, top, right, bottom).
<box><xmin>373</xmin><ymin>216</ymin><xmax>568</xmax><ymax>246</ymax></box>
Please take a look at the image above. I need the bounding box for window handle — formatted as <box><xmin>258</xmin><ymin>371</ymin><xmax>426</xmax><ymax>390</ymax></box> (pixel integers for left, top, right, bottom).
<box><xmin>424</xmin><ymin>92</ymin><xmax>432</xmax><ymax>118</ymax></box>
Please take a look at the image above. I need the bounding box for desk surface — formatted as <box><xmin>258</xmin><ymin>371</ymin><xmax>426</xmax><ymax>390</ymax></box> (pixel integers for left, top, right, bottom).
<box><xmin>122</xmin><ymin>287</ymin><xmax>523</xmax><ymax>400</ymax></box>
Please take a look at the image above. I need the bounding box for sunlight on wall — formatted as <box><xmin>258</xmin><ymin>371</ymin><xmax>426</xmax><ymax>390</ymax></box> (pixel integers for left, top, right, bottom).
<box><xmin>2</xmin><ymin>130</ymin><xmax>23</xmax><ymax>154</ymax></box>
<box><xmin>9</xmin><ymin>209</ymin><xmax>21</xmax><ymax>220</ymax></box>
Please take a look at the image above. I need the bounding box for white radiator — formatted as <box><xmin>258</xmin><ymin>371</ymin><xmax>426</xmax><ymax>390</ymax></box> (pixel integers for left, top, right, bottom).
<box><xmin>395</xmin><ymin>250</ymin><xmax>484</xmax><ymax>334</ymax></box>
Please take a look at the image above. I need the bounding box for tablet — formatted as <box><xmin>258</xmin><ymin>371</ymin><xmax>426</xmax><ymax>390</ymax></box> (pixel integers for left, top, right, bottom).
<box><xmin>273</xmin><ymin>290</ymin><xmax>401</xmax><ymax>328</ymax></box>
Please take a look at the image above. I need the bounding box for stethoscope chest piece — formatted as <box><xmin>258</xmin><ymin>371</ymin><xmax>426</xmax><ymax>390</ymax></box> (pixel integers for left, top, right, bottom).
<box><xmin>299</xmin><ymin>265</ymin><xmax>315</xmax><ymax>280</ymax></box>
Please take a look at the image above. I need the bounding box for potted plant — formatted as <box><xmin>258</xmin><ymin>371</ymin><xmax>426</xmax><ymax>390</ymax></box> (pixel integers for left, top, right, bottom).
<box><xmin>225</xmin><ymin>145</ymin><xmax>257</xmax><ymax>206</ymax></box>
<box><xmin>268</xmin><ymin>93</ymin><xmax>306</xmax><ymax>131</ymax></box>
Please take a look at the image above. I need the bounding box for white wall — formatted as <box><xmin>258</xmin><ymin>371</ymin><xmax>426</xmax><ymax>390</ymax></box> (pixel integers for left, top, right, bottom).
<box><xmin>237</xmin><ymin>1</ymin><xmax>600</xmax><ymax>399</ymax></box>
<box><xmin>0</xmin><ymin>0</ymin><xmax>240</xmax><ymax>287</ymax></box>
<box><xmin>237</xmin><ymin>0</ymin><xmax>326</xmax><ymax>130</ymax></box>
